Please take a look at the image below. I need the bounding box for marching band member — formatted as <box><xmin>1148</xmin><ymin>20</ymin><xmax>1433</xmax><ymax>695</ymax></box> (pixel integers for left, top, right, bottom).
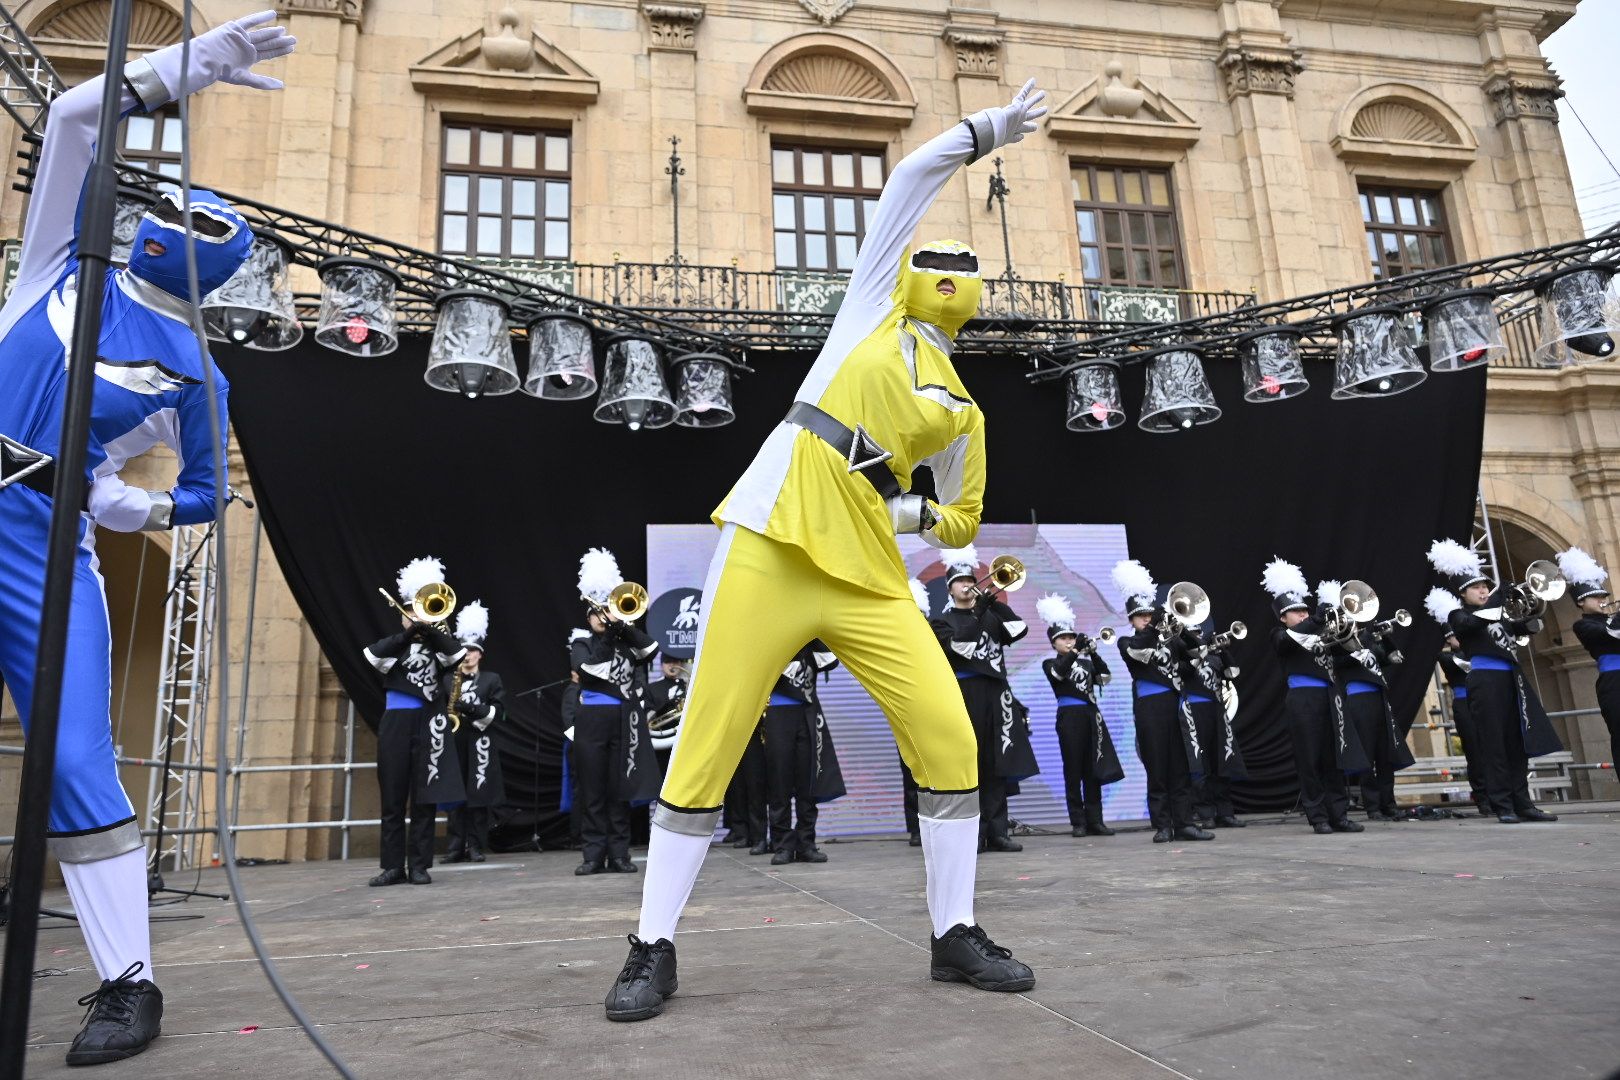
<box><xmin>1317</xmin><ymin>579</ymin><xmax>1413</xmax><ymax>821</ymax></box>
<box><xmin>442</xmin><ymin>602</ymin><xmax>506</xmax><ymax>864</ymax></box>
<box><xmin>1426</xmin><ymin>589</ymin><xmax>1490</xmax><ymax>816</ymax></box>
<box><xmin>1265</xmin><ymin>560</ymin><xmax>1361</xmax><ymax>835</ymax></box>
<box><xmin>1557</xmin><ymin>547</ymin><xmax>1620</xmax><ymax>756</ymax></box>
<box><xmin>1177</xmin><ymin>615</ymin><xmax>1246</xmax><ymax>829</ymax></box>
<box><xmin>606</xmin><ymin>82</ymin><xmax>1048</xmax><ymax>1021</ymax></box>
<box><xmin>932</xmin><ymin>545</ymin><xmax>1032</xmax><ymax>853</ymax></box>
<box><xmin>1427</xmin><ymin>540</ymin><xmax>1561</xmax><ymax>824</ymax></box>
<box><xmin>0</xmin><ymin>15</ymin><xmax>292</xmax><ymax>1063</ymax></box>
<box><xmin>1113</xmin><ymin>560</ymin><xmax>1211</xmax><ymax>844</ymax></box>
<box><xmin>1037</xmin><ymin>594</ymin><xmax>1122</xmax><ymax>837</ymax></box>
<box><xmin>646</xmin><ymin>653</ymin><xmax>689</xmax><ymax>775</ymax></box>
<box><xmin>365</xmin><ymin>557</ymin><xmax>466</xmax><ymax>887</ymax></box>
<box><xmin>765</xmin><ymin>641</ymin><xmax>845</xmax><ymax>864</ymax></box>
<box><xmin>571</xmin><ymin>548</ymin><xmax>662</xmax><ymax>875</ymax></box>
<box><xmin>725</xmin><ymin>720</ymin><xmax>770</xmax><ymax>855</ymax></box>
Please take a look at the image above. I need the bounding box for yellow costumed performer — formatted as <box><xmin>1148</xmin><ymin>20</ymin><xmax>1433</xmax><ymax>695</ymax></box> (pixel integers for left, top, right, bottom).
<box><xmin>605</xmin><ymin>79</ymin><xmax>1048</xmax><ymax>1021</ymax></box>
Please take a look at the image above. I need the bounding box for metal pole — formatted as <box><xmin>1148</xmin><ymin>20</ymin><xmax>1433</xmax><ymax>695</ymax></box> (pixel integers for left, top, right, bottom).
<box><xmin>0</xmin><ymin>3</ymin><xmax>135</xmax><ymax>1069</ymax></box>
<box><xmin>229</xmin><ymin>512</ymin><xmax>262</xmax><ymax>841</ymax></box>
<box><xmin>340</xmin><ymin>699</ymin><xmax>355</xmax><ymax>860</ymax></box>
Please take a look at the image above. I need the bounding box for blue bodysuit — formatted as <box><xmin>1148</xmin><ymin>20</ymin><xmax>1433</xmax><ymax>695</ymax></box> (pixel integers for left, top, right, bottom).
<box><xmin>0</xmin><ymin>47</ymin><xmax>252</xmax><ymax>863</ymax></box>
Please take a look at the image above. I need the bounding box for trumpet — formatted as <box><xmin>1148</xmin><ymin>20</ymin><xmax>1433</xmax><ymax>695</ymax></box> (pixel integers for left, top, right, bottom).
<box><xmin>585</xmin><ymin>581</ymin><xmax>649</xmax><ymax>623</ymax></box>
<box><xmin>379</xmin><ymin>581</ymin><xmax>457</xmax><ymax>624</ymax></box>
<box><xmin>1368</xmin><ymin>609</ymin><xmax>1413</xmax><ymax>639</ymax></box>
<box><xmin>970</xmin><ymin>555</ymin><xmax>1026</xmax><ymax>597</ymax></box>
<box><xmin>1078</xmin><ymin>626</ymin><xmax>1117</xmax><ymax>653</ymax></box>
<box><xmin>1208</xmin><ymin>621</ymin><xmax>1247</xmax><ymax>652</ymax></box>
<box><xmin>1503</xmin><ymin>559</ymin><xmax>1566</xmax><ymax>622</ymax></box>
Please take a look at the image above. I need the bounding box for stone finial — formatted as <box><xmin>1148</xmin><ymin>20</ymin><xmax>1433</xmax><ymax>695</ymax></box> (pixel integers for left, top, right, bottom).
<box><xmin>1217</xmin><ymin>45</ymin><xmax>1305</xmax><ymax>100</ymax></box>
<box><xmin>642</xmin><ymin>2</ymin><xmax>704</xmax><ymax>52</ymax></box>
<box><xmin>1098</xmin><ymin>61</ymin><xmax>1144</xmax><ymax>118</ymax></box>
<box><xmin>481</xmin><ymin>7</ymin><xmax>533</xmax><ymax>71</ymax></box>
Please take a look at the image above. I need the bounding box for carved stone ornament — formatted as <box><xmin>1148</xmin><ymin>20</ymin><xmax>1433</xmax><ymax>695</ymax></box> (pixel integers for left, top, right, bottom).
<box><xmin>276</xmin><ymin>0</ymin><xmax>361</xmax><ymax>24</ymax></box>
<box><xmin>642</xmin><ymin>2</ymin><xmax>703</xmax><ymax>53</ymax></box>
<box><xmin>1098</xmin><ymin>61</ymin><xmax>1143</xmax><ymax>118</ymax></box>
<box><xmin>798</xmin><ymin>0</ymin><xmax>855</xmax><ymax>26</ymax></box>
<box><xmin>1483</xmin><ymin>73</ymin><xmax>1563</xmax><ymax>123</ymax></box>
<box><xmin>481</xmin><ymin>8</ymin><xmax>533</xmax><ymax>71</ymax></box>
<box><xmin>942</xmin><ymin>26</ymin><xmax>1002</xmax><ymax>80</ymax></box>
<box><xmin>1217</xmin><ymin>45</ymin><xmax>1304</xmax><ymax>100</ymax></box>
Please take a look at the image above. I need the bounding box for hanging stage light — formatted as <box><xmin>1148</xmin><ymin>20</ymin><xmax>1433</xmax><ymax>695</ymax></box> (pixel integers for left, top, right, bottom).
<box><xmin>671</xmin><ymin>352</ymin><xmax>737</xmax><ymax>428</ymax></box>
<box><xmin>1138</xmin><ymin>347</ymin><xmax>1220</xmax><ymax>432</ymax></box>
<box><xmin>1534</xmin><ymin>265</ymin><xmax>1618</xmax><ymax>363</ymax></box>
<box><xmin>594</xmin><ymin>335</ymin><xmax>676</xmax><ymax>431</ymax></box>
<box><xmin>1236</xmin><ymin>326</ymin><xmax>1309</xmax><ymax>402</ymax></box>
<box><xmin>521</xmin><ymin>311</ymin><xmax>598</xmax><ymax>400</ymax></box>
<box><xmin>314</xmin><ymin>257</ymin><xmax>401</xmax><ymax>357</ymax></box>
<box><xmin>424</xmin><ymin>290</ymin><xmax>520</xmax><ymax>399</ymax></box>
<box><xmin>1329</xmin><ymin>306</ymin><xmax>1427</xmax><ymax>399</ymax></box>
<box><xmin>201</xmin><ymin>236</ymin><xmax>303</xmax><ymax>351</ymax></box>
<box><xmin>1422</xmin><ymin>289</ymin><xmax>1503</xmax><ymax>372</ymax></box>
<box><xmin>1064</xmin><ymin>361</ymin><xmax>1125</xmax><ymax>432</ymax></box>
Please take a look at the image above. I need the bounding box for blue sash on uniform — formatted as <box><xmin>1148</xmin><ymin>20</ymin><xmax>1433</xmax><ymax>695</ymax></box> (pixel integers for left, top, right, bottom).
<box><xmin>1471</xmin><ymin>656</ymin><xmax>1513</xmax><ymax>672</ymax></box>
<box><xmin>1055</xmin><ymin>695</ymin><xmax>1089</xmax><ymax>708</ymax></box>
<box><xmin>769</xmin><ymin>692</ymin><xmax>805</xmax><ymax>706</ymax></box>
<box><xmin>1184</xmin><ymin>692</ymin><xmax>1214</xmax><ymax>704</ymax></box>
<box><xmin>1346</xmin><ymin>680</ymin><xmax>1380</xmax><ymax>696</ymax></box>
<box><xmin>1135</xmin><ymin>681</ymin><xmax>1172</xmax><ymax>698</ymax></box>
<box><xmin>1453</xmin><ymin>686</ymin><xmax>1468</xmax><ymax>699</ymax></box>
<box><xmin>385</xmin><ymin>689</ymin><xmax>427</xmax><ymax>711</ymax></box>
<box><xmin>1599</xmin><ymin>655</ymin><xmax>1620</xmax><ymax>673</ymax></box>
<box><xmin>581</xmin><ymin>689</ymin><xmax>621</xmax><ymax>705</ymax></box>
<box><xmin>1287</xmin><ymin>675</ymin><xmax>1330</xmax><ymax>690</ymax></box>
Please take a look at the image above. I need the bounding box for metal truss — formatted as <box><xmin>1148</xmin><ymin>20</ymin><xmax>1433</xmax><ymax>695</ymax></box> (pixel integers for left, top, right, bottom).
<box><xmin>143</xmin><ymin>524</ymin><xmax>217</xmax><ymax>873</ymax></box>
<box><xmin>1028</xmin><ymin>228</ymin><xmax>1620</xmax><ymax>383</ymax></box>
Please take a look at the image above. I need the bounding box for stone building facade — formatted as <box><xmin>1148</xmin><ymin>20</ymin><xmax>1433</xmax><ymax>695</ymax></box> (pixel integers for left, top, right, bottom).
<box><xmin>1</xmin><ymin>0</ymin><xmax>1611</xmax><ymax>864</ymax></box>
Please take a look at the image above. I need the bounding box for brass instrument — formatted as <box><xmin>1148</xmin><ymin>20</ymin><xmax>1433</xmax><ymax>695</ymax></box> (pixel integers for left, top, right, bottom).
<box><xmin>585</xmin><ymin>581</ymin><xmax>650</xmax><ymax>623</ymax></box>
<box><xmin>970</xmin><ymin>555</ymin><xmax>1026</xmax><ymax>597</ymax></box>
<box><xmin>444</xmin><ymin>667</ymin><xmax>464</xmax><ymax>733</ymax></box>
<box><xmin>1078</xmin><ymin>626</ymin><xmax>1117</xmax><ymax>654</ymax></box>
<box><xmin>647</xmin><ymin>693</ymin><xmax>685</xmax><ymax>732</ymax></box>
<box><xmin>1369</xmin><ymin>609</ymin><xmax>1413</xmax><ymax>639</ymax></box>
<box><xmin>1321</xmin><ymin>580</ymin><xmax>1379</xmax><ymax>642</ymax></box>
<box><xmin>1156</xmin><ymin>581</ymin><xmax>1210</xmax><ymax>640</ymax></box>
<box><xmin>1208</xmin><ymin>621</ymin><xmax>1248</xmax><ymax>652</ymax></box>
<box><xmin>378</xmin><ymin>581</ymin><xmax>457</xmax><ymax>624</ymax></box>
<box><xmin>1502</xmin><ymin>559</ymin><xmax>1566</xmax><ymax>621</ymax></box>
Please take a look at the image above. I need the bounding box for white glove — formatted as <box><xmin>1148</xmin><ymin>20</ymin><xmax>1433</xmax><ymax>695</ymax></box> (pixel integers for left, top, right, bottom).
<box><xmin>473</xmin><ymin>715</ymin><xmax>493</xmax><ymax>732</ymax></box>
<box><xmin>142</xmin><ymin>10</ymin><xmax>296</xmax><ymax>100</ymax></box>
<box><xmin>964</xmin><ymin>78</ymin><xmax>1047</xmax><ymax>160</ymax></box>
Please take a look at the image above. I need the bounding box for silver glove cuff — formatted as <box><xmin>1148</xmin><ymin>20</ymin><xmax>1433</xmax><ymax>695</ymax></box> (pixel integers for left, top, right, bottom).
<box><xmin>124</xmin><ymin>57</ymin><xmax>171</xmax><ymax>112</ymax></box>
<box><xmin>889</xmin><ymin>493</ymin><xmax>930</xmax><ymax>535</ymax></box>
<box><xmin>140</xmin><ymin>491</ymin><xmax>174</xmax><ymax>530</ymax></box>
<box><xmin>962</xmin><ymin>112</ymin><xmax>995</xmax><ymax>164</ymax></box>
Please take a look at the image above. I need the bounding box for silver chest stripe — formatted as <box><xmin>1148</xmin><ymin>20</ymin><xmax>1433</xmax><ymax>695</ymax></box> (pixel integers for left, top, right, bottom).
<box><xmin>898</xmin><ymin>322</ymin><xmax>972</xmax><ymax>413</ymax></box>
<box><xmin>117</xmin><ymin>270</ymin><xmax>198</xmax><ymax>325</ymax></box>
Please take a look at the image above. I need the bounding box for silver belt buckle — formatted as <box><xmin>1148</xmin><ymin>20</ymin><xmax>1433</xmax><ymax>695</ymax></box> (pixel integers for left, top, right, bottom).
<box><xmin>0</xmin><ymin>434</ymin><xmax>53</xmax><ymax>492</ymax></box>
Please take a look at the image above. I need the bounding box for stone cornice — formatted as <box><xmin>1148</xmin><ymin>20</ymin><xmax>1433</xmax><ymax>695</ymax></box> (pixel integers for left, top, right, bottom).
<box><xmin>641</xmin><ymin>1</ymin><xmax>704</xmax><ymax>53</ymax></box>
<box><xmin>941</xmin><ymin>25</ymin><xmax>1003</xmax><ymax>80</ymax></box>
<box><xmin>1482</xmin><ymin>71</ymin><xmax>1563</xmax><ymax>124</ymax></box>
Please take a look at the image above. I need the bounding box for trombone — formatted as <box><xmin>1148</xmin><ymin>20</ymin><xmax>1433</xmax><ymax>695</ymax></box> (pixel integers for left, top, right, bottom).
<box><xmin>378</xmin><ymin>581</ymin><xmax>457</xmax><ymax>624</ymax></box>
<box><xmin>585</xmin><ymin>581</ymin><xmax>650</xmax><ymax>623</ymax></box>
<box><xmin>969</xmin><ymin>555</ymin><xmax>1026</xmax><ymax>597</ymax></box>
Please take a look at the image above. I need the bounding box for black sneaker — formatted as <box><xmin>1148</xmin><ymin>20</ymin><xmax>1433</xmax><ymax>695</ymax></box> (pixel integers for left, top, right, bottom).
<box><xmin>930</xmin><ymin>924</ymin><xmax>1035</xmax><ymax>992</ymax></box>
<box><xmin>369</xmin><ymin>868</ymin><xmax>406</xmax><ymax>887</ymax></box>
<box><xmin>66</xmin><ymin>962</ymin><xmax>163</xmax><ymax>1066</ymax></box>
<box><xmin>1175</xmin><ymin>826</ymin><xmax>1215</xmax><ymax>841</ymax></box>
<box><xmin>1330</xmin><ymin>818</ymin><xmax>1365</xmax><ymax>833</ymax></box>
<box><xmin>1518</xmin><ymin>807</ymin><xmax>1558</xmax><ymax>823</ymax></box>
<box><xmin>604</xmin><ymin>935</ymin><xmax>677</xmax><ymax>1021</ymax></box>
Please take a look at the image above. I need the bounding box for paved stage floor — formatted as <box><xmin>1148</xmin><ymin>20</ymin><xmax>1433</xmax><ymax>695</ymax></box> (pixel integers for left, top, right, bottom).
<box><xmin>12</xmin><ymin>806</ymin><xmax>1620</xmax><ymax>1079</ymax></box>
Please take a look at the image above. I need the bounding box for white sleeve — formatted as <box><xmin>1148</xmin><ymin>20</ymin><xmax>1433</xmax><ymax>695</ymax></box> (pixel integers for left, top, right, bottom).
<box><xmin>363</xmin><ymin>647</ymin><xmax>396</xmax><ymax>674</ymax></box>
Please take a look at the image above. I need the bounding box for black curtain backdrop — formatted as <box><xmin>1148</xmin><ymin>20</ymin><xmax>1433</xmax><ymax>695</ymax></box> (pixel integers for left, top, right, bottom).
<box><xmin>219</xmin><ymin>333</ymin><xmax>1484</xmax><ymax>831</ymax></box>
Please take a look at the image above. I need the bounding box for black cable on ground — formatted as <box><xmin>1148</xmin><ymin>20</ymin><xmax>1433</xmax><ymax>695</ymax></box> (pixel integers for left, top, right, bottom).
<box><xmin>174</xmin><ymin>10</ymin><xmax>356</xmax><ymax>1076</ymax></box>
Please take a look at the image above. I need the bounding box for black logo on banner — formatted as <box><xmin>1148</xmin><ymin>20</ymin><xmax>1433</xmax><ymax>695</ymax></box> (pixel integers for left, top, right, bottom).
<box><xmin>647</xmin><ymin>588</ymin><xmax>703</xmax><ymax>659</ymax></box>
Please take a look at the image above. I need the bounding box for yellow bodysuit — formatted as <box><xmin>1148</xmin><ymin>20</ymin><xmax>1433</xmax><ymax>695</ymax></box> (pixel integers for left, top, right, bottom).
<box><xmin>657</xmin><ymin>119</ymin><xmax>991</xmax><ymax>829</ymax></box>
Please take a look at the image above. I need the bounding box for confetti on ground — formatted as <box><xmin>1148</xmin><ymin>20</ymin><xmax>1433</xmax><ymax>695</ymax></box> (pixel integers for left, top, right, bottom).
<box><xmin>479</xmin><ymin>915</ymin><xmax>500</xmax><ymax>922</ymax></box>
<box><xmin>1454</xmin><ymin>874</ymin><xmax>1475</xmax><ymax>879</ymax></box>
<box><xmin>355</xmin><ymin>964</ymin><xmax>370</xmax><ymax>970</ymax></box>
<box><xmin>763</xmin><ymin>917</ymin><xmax>776</xmax><ymax>923</ymax></box>
<box><xmin>1017</xmin><ymin>876</ymin><xmax>1031</xmax><ymax>881</ymax></box>
<box><xmin>238</xmin><ymin>1025</ymin><xmax>260</xmax><ymax>1035</ymax></box>
<box><xmin>51</xmin><ymin>949</ymin><xmax>68</xmax><ymax>956</ymax></box>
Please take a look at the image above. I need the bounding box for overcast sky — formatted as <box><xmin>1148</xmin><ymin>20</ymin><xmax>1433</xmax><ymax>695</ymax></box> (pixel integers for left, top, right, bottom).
<box><xmin>1544</xmin><ymin>2</ymin><xmax>1620</xmax><ymax>235</ymax></box>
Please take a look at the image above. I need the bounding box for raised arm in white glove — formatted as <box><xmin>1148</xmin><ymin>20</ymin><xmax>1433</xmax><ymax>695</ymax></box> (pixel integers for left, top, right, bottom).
<box><xmin>961</xmin><ymin>78</ymin><xmax>1048</xmax><ymax>163</ymax></box>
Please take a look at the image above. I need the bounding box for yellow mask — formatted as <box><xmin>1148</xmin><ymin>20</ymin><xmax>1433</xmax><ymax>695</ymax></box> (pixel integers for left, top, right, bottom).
<box><xmin>893</xmin><ymin>240</ymin><xmax>983</xmax><ymax>339</ymax></box>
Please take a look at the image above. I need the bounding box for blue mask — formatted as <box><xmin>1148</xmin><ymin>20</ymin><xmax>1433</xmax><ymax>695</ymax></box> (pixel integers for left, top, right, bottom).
<box><xmin>127</xmin><ymin>189</ymin><xmax>254</xmax><ymax>299</ymax></box>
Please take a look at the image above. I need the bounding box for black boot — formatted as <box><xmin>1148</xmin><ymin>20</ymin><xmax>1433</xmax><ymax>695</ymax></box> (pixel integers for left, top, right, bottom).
<box><xmin>748</xmin><ymin>840</ymin><xmax>771</xmax><ymax>856</ymax></box>
<box><xmin>608</xmin><ymin>857</ymin><xmax>639</xmax><ymax>873</ymax></box>
<box><xmin>770</xmin><ymin>849</ymin><xmax>794</xmax><ymax>865</ymax></box>
<box><xmin>369</xmin><ymin>868</ymin><xmax>407</xmax><ymax>887</ymax></box>
<box><xmin>930</xmin><ymin>924</ymin><xmax>1035</xmax><ymax>992</ymax></box>
<box><xmin>1312</xmin><ymin>822</ymin><xmax>1334</xmax><ymax>835</ymax></box>
<box><xmin>1070</xmin><ymin>825</ymin><xmax>1087</xmax><ymax>838</ymax></box>
<box><xmin>409</xmin><ymin>866</ymin><xmax>432</xmax><ymax>885</ymax></box>
<box><xmin>798</xmin><ymin>846</ymin><xmax>828</xmax><ymax>863</ymax></box>
<box><xmin>604</xmin><ymin>935</ymin><xmax>678</xmax><ymax>1021</ymax></box>
<box><xmin>984</xmin><ymin>835</ymin><xmax>1023</xmax><ymax>853</ymax></box>
<box><xmin>65</xmin><ymin>963</ymin><xmax>163</xmax><ymax>1066</ymax></box>
<box><xmin>1518</xmin><ymin>807</ymin><xmax>1558</xmax><ymax>822</ymax></box>
<box><xmin>1085</xmin><ymin>820</ymin><xmax>1116</xmax><ymax>837</ymax></box>
<box><xmin>1213</xmin><ymin>815</ymin><xmax>1246</xmax><ymax>828</ymax></box>
<box><xmin>908</xmin><ymin>832</ymin><xmax>921</xmax><ymax>848</ymax></box>
<box><xmin>575</xmin><ymin>860</ymin><xmax>604</xmax><ymax>876</ymax></box>
<box><xmin>1330</xmin><ymin>817</ymin><xmax>1365</xmax><ymax>833</ymax></box>
<box><xmin>468</xmin><ymin>844</ymin><xmax>486</xmax><ymax>864</ymax></box>
<box><xmin>1175</xmin><ymin>826</ymin><xmax>1215</xmax><ymax>841</ymax></box>
<box><xmin>1497</xmin><ymin>813</ymin><xmax>1523</xmax><ymax>824</ymax></box>
<box><xmin>443</xmin><ymin>847</ymin><xmax>469</xmax><ymax>864</ymax></box>
<box><xmin>1152</xmin><ymin>827</ymin><xmax>1173</xmax><ymax>843</ymax></box>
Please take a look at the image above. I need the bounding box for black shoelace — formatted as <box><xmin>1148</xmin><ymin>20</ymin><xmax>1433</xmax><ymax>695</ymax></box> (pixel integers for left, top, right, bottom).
<box><xmin>77</xmin><ymin>961</ymin><xmax>145</xmax><ymax>1027</ymax></box>
<box><xmin>963</xmin><ymin>925</ymin><xmax>1012</xmax><ymax>959</ymax></box>
<box><xmin>618</xmin><ymin>935</ymin><xmax>660</xmax><ymax>983</ymax></box>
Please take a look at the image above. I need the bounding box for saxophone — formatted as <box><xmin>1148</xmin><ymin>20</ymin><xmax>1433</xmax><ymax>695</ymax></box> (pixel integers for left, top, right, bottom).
<box><xmin>445</xmin><ymin>668</ymin><xmax>466</xmax><ymax>733</ymax></box>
